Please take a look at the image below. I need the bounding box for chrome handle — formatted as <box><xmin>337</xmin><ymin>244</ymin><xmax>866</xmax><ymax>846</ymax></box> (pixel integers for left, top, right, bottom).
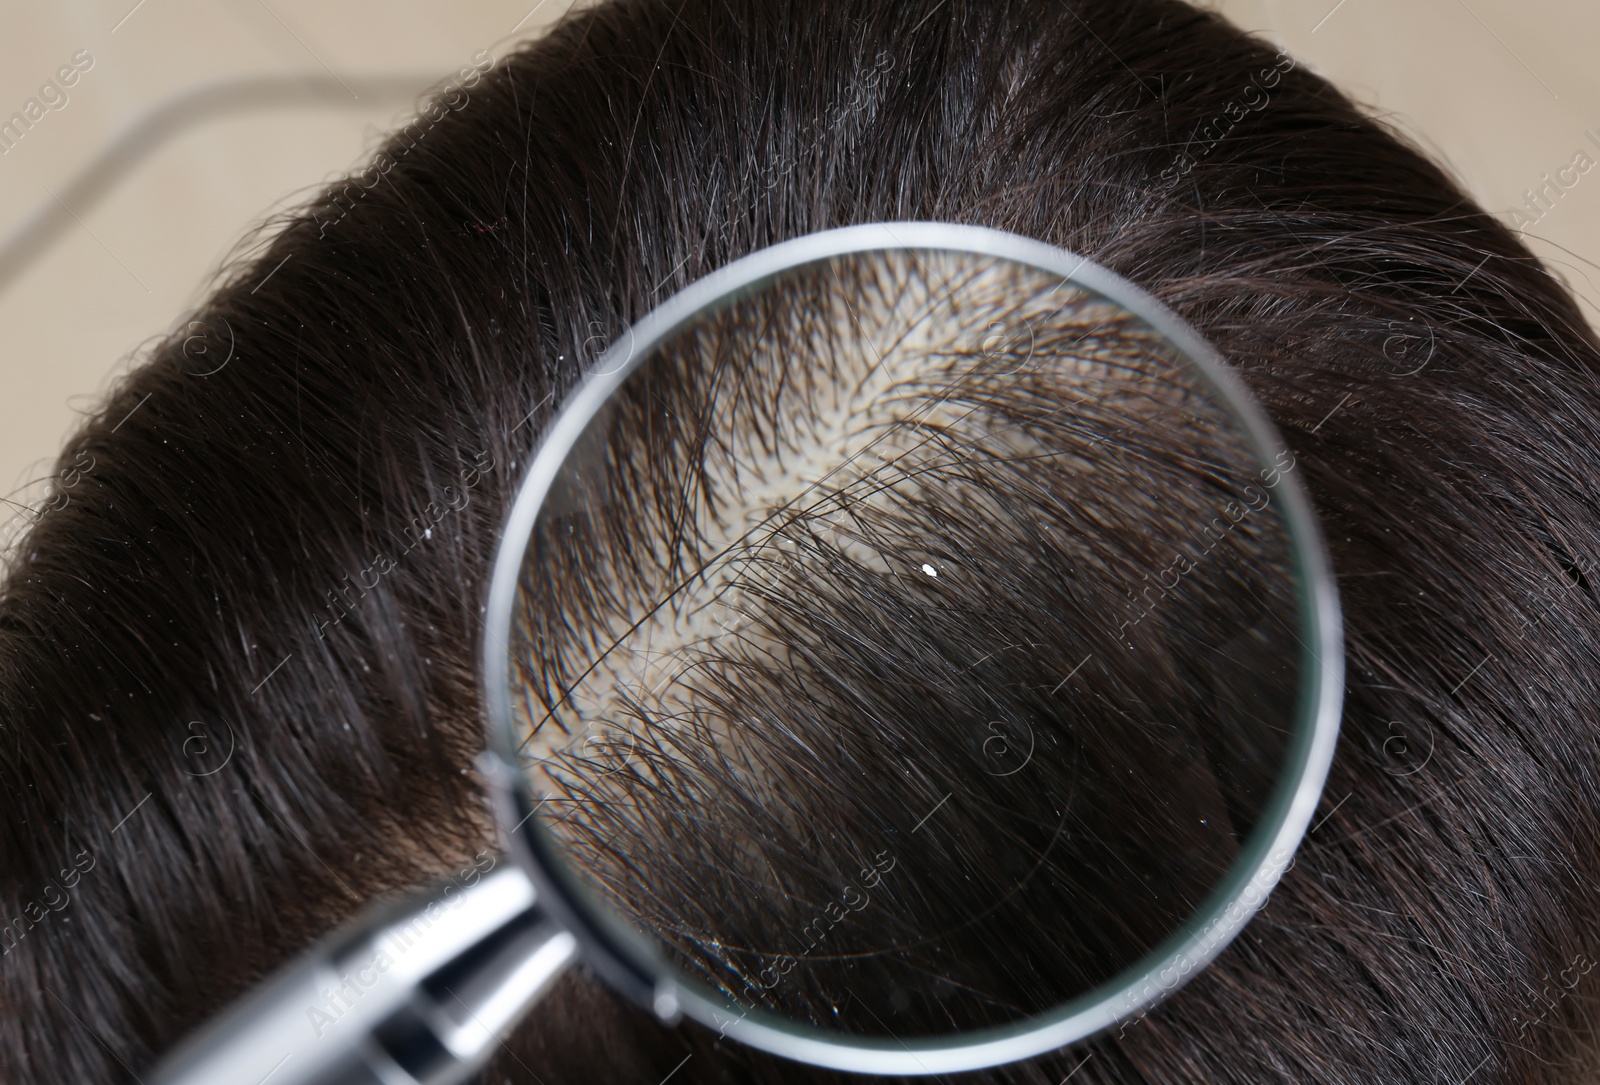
<box><xmin>149</xmin><ymin>864</ymin><xmax>575</xmax><ymax>1085</ymax></box>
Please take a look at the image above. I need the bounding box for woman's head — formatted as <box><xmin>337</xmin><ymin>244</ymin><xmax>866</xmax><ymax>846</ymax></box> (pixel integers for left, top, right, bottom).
<box><xmin>4</xmin><ymin>0</ymin><xmax>1600</xmax><ymax>1082</ymax></box>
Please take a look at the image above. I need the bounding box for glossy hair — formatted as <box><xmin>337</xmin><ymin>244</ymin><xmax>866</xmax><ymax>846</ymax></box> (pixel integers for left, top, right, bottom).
<box><xmin>4</xmin><ymin>0</ymin><xmax>1600</xmax><ymax>1082</ymax></box>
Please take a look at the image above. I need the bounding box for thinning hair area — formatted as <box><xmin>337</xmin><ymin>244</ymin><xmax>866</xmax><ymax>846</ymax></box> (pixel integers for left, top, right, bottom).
<box><xmin>3</xmin><ymin>0</ymin><xmax>1600</xmax><ymax>1083</ymax></box>
<box><xmin>511</xmin><ymin>248</ymin><xmax>1298</xmax><ymax>1036</ymax></box>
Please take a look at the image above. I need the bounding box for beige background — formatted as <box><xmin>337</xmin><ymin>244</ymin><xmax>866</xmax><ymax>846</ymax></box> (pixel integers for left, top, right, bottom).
<box><xmin>1</xmin><ymin>0</ymin><xmax>1596</xmax><ymax>556</ymax></box>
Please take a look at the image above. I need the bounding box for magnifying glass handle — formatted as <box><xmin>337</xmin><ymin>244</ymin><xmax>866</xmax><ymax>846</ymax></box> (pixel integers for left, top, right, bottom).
<box><xmin>149</xmin><ymin>863</ymin><xmax>577</xmax><ymax>1085</ymax></box>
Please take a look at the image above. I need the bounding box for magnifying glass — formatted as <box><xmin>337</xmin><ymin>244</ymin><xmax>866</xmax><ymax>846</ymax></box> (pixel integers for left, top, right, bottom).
<box><xmin>151</xmin><ymin>222</ymin><xmax>1341</xmax><ymax>1084</ymax></box>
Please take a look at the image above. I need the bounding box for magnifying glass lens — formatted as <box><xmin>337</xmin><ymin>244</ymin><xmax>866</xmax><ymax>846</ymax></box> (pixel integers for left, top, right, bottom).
<box><xmin>503</xmin><ymin>243</ymin><xmax>1307</xmax><ymax>1046</ymax></box>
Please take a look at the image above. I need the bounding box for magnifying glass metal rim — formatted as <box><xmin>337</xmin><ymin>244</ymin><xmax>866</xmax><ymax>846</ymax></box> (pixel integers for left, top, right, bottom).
<box><xmin>481</xmin><ymin>221</ymin><xmax>1344</xmax><ymax>1076</ymax></box>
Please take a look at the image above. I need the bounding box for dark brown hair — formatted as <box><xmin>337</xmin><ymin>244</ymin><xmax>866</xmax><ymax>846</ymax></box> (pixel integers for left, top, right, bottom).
<box><xmin>4</xmin><ymin>0</ymin><xmax>1600</xmax><ymax>1082</ymax></box>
